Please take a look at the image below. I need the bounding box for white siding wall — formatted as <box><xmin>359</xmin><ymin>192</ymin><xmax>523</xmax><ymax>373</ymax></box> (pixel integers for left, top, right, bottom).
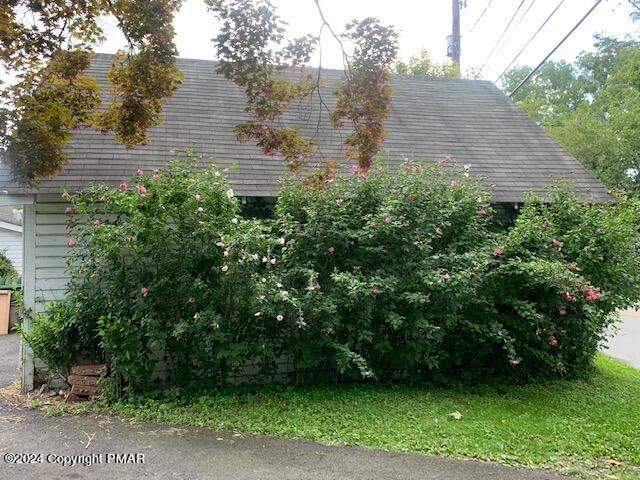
<box><xmin>0</xmin><ymin>228</ymin><xmax>22</xmax><ymax>275</ymax></box>
<box><xmin>21</xmin><ymin>202</ymin><xmax>36</xmax><ymax>391</ymax></box>
<box><xmin>33</xmin><ymin>194</ymin><xmax>71</xmax><ymax>313</ymax></box>
<box><xmin>20</xmin><ymin>195</ymin><xmax>72</xmax><ymax>389</ymax></box>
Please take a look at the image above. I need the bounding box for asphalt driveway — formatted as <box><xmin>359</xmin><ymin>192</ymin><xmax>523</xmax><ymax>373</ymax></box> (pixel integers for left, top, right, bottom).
<box><xmin>605</xmin><ymin>311</ymin><xmax>640</xmax><ymax>368</ymax></box>
<box><xmin>0</xmin><ymin>402</ymin><xmax>577</xmax><ymax>480</ymax></box>
<box><xmin>0</xmin><ymin>333</ymin><xmax>20</xmax><ymax>387</ymax></box>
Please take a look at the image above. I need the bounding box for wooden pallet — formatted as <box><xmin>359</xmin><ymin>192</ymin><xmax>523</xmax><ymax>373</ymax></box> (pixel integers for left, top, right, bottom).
<box><xmin>65</xmin><ymin>364</ymin><xmax>107</xmax><ymax>403</ymax></box>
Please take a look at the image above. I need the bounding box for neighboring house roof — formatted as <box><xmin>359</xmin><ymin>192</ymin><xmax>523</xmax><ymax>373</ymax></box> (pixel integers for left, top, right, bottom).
<box><xmin>0</xmin><ymin>53</ymin><xmax>610</xmax><ymax>203</ymax></box>
<box><xmin>0</xmin><ymin>206</ymin><xmax>22</xmax><ymax>228</ymax></box>
<box><xmin>0</xmin><ymin>221</ymin><xmax>21</xmax><ymax>233</ymax></box>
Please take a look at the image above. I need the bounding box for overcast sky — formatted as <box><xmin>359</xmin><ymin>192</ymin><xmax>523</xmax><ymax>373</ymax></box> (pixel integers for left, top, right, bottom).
<box><xmin>93</xmin><ymin>0</ymin><xmax>638</xmax><ymax>84</ymax></box>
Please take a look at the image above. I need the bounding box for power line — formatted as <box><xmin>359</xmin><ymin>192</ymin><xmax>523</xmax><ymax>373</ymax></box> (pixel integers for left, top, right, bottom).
<box><xmin>512</xmin><ymin>0</ymin><xmax>538</xmax><ymax>31</ymax></box>
<box><xmin>492</xmin><ymin>0</ymin><xmax>539</xmax><ymax>63</ymax></box>
<box><xmin>479</xmin><ymin>0</ymin><xmax>527</xmax><ymax>76</ymax></box>
<box><xmin>495</xmin><ymin>0</ymin><xmax>567</xmax><ymax>84</ymax></box>
<box><xmin>468</xmin><ymin>0</ymin><xmax>493</xmax><ymax>32</ymax></box>
<box><xmin>509</xmin><ymin>0</ymin><xmax>603</xmax><ymax>98</ymax></box>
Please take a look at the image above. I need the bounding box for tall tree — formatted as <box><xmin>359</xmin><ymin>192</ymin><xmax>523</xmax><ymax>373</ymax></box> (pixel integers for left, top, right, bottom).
<box><xmin>395</xmin><ymin>48</ymin><xmax>460</xmax><ymax>78</ymax></box>
<box><xmin>395</xmin><ymin>48</ymin><xmax>483</xmax><ymax>79</ymax></box>
<box><xmin>501</xmin><ymin>34</ymin><xmax>640</xmax><ymax>194</ymax></box>
<box><xmin>207</xmin><ymin>0</ymin><xmax>319</xmax><ymax>173</ymax></box>
<box><xmin>500</xmin><ymin>61</ymin><xmax>588</xmax><ymax>123</ymax></box>
<box><xmin>554</xmin><ymin>48</ymin><xmax>640</xmax><ymax>192</ymax></box>
<box><xmin>1</xmin><ymin>0</ymin><xmax>399</xmax><ymax>186</ymax></box>
<box><xmin>0</xmin><ymin>0</ymin><xmax>182</xmax><ymax>184</ymax></box>
<box><xmin>332</xmin><ymin>18</ymin><xmax>399</xmax><ymax>172</ymax></box>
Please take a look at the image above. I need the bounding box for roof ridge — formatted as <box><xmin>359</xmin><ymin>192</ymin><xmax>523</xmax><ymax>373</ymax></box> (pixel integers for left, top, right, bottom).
<box><xmin>91</xmin><ymin>51</ymin><xmax>494</xmax><ymax>85</ymax></box>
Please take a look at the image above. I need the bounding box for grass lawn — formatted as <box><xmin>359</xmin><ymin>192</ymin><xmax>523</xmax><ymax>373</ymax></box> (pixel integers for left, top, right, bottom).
<box><xmin>49</xmin><ymin>355</ymin><xmax>640</xmax><ymax>479</ymax></box>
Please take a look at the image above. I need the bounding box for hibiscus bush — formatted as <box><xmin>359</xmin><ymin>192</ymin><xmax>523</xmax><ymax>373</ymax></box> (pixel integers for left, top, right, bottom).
<box><xmin>22</xmin><ymin>156</ymin><xmax>640</xmax><ymax>389</ymax></box>
<box><xmin>486</xmin><ymin>190</ymin><xmax>640</xmax><ymax>379</ymax></box>
<box><xmin>25</xmin><ymin>159</ymin><xmax>288</xmax><ymax>387</ymax></box>
<box><xmin>275</xmin><ymin>161</ymin><xmax>498</xmax><ymax>382</ymax></box>
<box><xmin>275</xmin><ymin>164</ymin><xmax>640</xmax><ymax>383</ymax></box>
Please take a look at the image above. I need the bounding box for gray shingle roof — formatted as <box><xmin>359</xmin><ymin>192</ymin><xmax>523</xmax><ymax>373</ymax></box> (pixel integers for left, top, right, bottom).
<box><xmin>0</xmin><ymin>53</ymin><xmax>610</xmax><ymax>202</ymax></box>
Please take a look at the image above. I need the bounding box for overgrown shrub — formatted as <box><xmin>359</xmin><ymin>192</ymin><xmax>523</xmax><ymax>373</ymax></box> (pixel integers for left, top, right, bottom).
<box><xmin>0</xmin><ymin>250</ymin><xmax>18</xmax><ymax>281</ymax></box>
<box><xmin>275</xmin><ymin>161</ymin><xmax>498</xmax><ymax>382</ymax></box>
<box><xmin>485</xmin><ymin>190</ymin><xmax>640</xmax><ymax>378</ymax></box>
<box><xmin>26</xmin><ymin>158</ymin><xmax>287</xmax><ymax>386</ymax></box>
<box><xmin>22</xmin><ymin>156</ymin><xmax>640</xmax><ymax>389</ymax></box>
<box><xmin>275</xmin><ymin>164</ymin><xmax>640</xmax><ymax>382</ymax></box>
<box><xmin>21</xmin><ymin>302</ymin><xmax>86</xmax><ymax>372</ymax></box>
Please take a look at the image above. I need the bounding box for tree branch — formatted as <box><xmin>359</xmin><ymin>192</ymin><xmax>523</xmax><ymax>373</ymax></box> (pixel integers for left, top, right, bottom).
<box><xmin>313</xmin><ymin>0</ymin><xmax>351</xmax><ymax>78</ymax></box>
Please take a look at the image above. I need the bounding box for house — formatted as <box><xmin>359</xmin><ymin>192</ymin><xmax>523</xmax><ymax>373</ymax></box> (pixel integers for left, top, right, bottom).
<box><xmin>0</xmin><ymin>54</ymin><xmax>609</xmax><ymax>390</ymax></box>
<box><xmin>0</xmin><ymin>206</ymin><xmax>23</xmax><ymax>277</ymax></box>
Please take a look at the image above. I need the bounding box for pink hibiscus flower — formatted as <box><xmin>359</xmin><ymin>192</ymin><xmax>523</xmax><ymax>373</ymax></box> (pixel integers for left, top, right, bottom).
<box><xmin>140</xmin><ymin>287</ymin><xmax>149</xmax><ymax>298</ymax></box>
<box><xmin>585</xmin><ymin>288</ymin><xmax>601</xmax><ymax>303</ymax></box>
<box><xmin>66</xmin><ymin>239</ymin><xmax>77</xmax><ymax>248</ymax></box>
<box><xmin>437</xmin><ymin>154</ymin><xmax>451</xmax><ymax>166</ymax></box>
<box><xmin>384</xmin><ymin>215</ymin><xmax>392</xmax><ymax>223</ymax></box>
<box><xmin>119</xmin><ymin>183</ymin><xmax>128</xmax><ymax>191</ymax></box>
<box><xmin>450</xmin><ymin>180</ymin><xmax>458</xmax><ymax>188</ymax></box>
<box><xmin>494</xmin><ymin>248</ymin><xmax>503</xmax><ymax>256</ymax></box>
<box><xmin>336</xmin><ymin>198</ymin><xmax>344</xmax><ymax>206</ymax></box>
<box><xmin>65</xmin><ymin>207</ymin><xmax>73</xmax><ymax>214</ymax></box>
<box><xmin>136</xmin><ymin>168</ymin><xmax>144</xmax><ymax>177</ymax></box>
<box><xmin>327</xmin><ymin>246</ymin><xmax>335</xmax><ymax>254</ymax></box>
<box><xmin>559</xmin><ymin>308</ymin><xmax>567</xmax><ymax>316</ymax></box>
<box><xmin>549</xmin><ymin>336</ymin><xmax>558</xmax><ymax>346</ymax></box>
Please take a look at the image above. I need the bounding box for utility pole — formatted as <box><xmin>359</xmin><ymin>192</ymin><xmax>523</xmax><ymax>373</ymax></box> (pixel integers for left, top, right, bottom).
<box><xmin>447</xmin><ymin>0</ymin><xmax>462</xmax><ymax>69</ymax></box>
